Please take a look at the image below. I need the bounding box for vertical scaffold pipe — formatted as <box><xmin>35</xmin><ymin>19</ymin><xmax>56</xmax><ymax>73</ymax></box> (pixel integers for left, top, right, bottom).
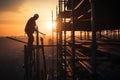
<box><xmin>36</xmin><ymin>26</ymin><xmax>40</xmax><ymax>80</ymax></box>
<box><xmin>24</xmin><ymin>45</ymin><xmax>28</xmax><ymax>80</ymax></box>
<box><xmin>90</xmin><ymin>0</ymin><xmax>97</xmax><ymax>79</ymax></box>
<box><xmin>24</xmin><ymin>45</ymin><xmax>32</xmax><ymax>80</ymax></box>
<box><xmin>63</xmin><ymin>0</ymin><xmax>67</xmax><ymax>80</ymax></box>
<box><xmin>52</xmin><ymin>10</ymin><xmax>54</xmax><ymax>77</ymax></box>
<box><xmin>58</xmin><ymin>0</ymin><xmax>63</xmax><ymax>79</ymax></box>
<box><xmin>41</xmin><ymin>37</ymin><xmax>47</xmax><ymax>80</ymax></box>
<box><xmin>71</xmin><ymin>0</ymin><xmax>75</xmax><ymax>80</ymax></box>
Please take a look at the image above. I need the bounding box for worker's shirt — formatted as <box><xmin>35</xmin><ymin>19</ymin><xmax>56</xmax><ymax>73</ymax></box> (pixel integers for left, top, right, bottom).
<box><xmin>25</xmin><ymin>17</ymin><xmax>36</xmax><ymax>34</ymax></box>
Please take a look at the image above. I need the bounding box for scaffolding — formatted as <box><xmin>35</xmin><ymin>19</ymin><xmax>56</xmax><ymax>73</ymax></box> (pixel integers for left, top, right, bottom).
<box><xmin>56</xmin><ymin>0</ymin><xmax>120</xmax><ymax>80</ymax></box>
<box><xmin>7</xmin><ymin>28</ymin><xmax>47</xmax><ymax>80</ymax></box>
<box><xmin>23</xmin><ymin>27</ymin><xmax>48</xmax><ymax>80</ymax></box>
<box><xmin>5</xmin><ymin>0</ymin><xmax>120</xmax><ymax>80</ymax></box>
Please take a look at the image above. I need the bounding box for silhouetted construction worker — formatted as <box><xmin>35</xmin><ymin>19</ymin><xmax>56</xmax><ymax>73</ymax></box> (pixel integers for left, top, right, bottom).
<box><xmin>25</xmin><ymin>14</ymin><xmax>39</xmax><ymax>46</ymax></box>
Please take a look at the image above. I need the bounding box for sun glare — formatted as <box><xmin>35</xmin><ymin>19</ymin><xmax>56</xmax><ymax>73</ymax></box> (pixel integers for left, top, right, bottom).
<box><xmin>46</xmin><ymin>21</ymin><xmax>56</xmax><ymax>31</ymax></box>
<box><xmin>46</xmin><ymin>21</ymin><xmax>52</xmax><ymax>30</ymax></box>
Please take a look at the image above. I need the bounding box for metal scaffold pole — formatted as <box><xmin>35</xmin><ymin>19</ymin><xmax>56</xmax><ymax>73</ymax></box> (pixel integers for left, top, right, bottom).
<box><xmin>90</xmin><ymin>0</ymin><xmax>97</xmax><ymax>79</ymax></box>
<box><xmin>57</xmin><ymin>0</ymin><xmax>63</xmax><ymax>79</ymax></box>
<box><xmin>71</xmin><ymin>0</ymin><xmax>75</xmax><ymax>80</ymax></box>
<box><xmin>63</xmin><ymin>0</ymin><xmax>67</xmax><ymax>80</ymax></box>
<box><xmin>51</xmin><ymin>10</ymin><xmax>55</xmax><ymax>78</ymax></box>
<box><xmin>41</xmin><ymin>37</ymin><xmax>47</xmax><ymax>80</ymax></box>
<box><xmin>36</xmin><ymin>26</ymin><xmax>40</xmax><ymax>80</ymax></box>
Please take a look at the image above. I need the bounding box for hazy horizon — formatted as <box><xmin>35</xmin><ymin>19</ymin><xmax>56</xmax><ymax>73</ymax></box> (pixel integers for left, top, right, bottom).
<box><xmin>0</xmin><ymin>0</ymin><xmax>58</xmax><ymax>36</ymax></box>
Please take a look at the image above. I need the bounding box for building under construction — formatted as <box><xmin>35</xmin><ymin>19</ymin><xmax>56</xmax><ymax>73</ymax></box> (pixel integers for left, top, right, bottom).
<box><xmin>3</xmin><ymin>0</ymin><xmax>120</xmax><ymax>80</ymax></box>
<box><xmin>19</xmin><ymin>0</ymin><xmax>120</xmax><ymax>80</ymax></box>
<box><xmin>56</xmin><ymin>0</ymin><xmax>120</xmax><ymax>80</ymax></box>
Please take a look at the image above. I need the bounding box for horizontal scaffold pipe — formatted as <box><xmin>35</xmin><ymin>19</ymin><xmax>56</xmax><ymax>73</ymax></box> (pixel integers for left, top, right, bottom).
<box><xmin>6</xmin><ymin>37</ymin><xmax>27</xmax><ymax>44</ymax></box>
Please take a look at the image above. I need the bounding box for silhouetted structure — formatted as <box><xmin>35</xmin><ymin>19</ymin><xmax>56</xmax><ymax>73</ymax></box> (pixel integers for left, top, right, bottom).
<box><xmin>25</xmin><ymin>14</ymin><xmax>39</xmax><ymax>46</ymax></box>
<box><xmin>6</xmin><ymin>1</ymin><xmax>120</xmax><ymax>80</ymax></box>
<box><xmin>56</xmin><ymin>0</ymin><xmax>120</xmax><ymax>80</ymax></box>
<box><xmin>24</xmin><ymin>29</ymin><xmax>47</xmax><ymax>80</ymax></box>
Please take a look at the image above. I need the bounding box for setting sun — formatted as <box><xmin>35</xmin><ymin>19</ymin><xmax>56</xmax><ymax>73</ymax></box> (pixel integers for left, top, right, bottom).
<box><xmin>0</xmin><ymin>0</ymin><xmax>58</xmax><ymax>36</ymax></box>
<box><xmin>46</xmin><ymin>21</ymin><xmax>56</xmax><ymax>31</ymax></box>
<box><xmin>46</xmin><ymin>21</ymin><xmax>52</xmax><ymax>30</ymax></box>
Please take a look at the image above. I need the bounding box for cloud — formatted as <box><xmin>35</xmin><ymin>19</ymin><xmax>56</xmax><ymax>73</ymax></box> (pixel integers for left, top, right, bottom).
<box><xmin>0</xmin><ymin>0</ymin><xmax>25</xmax><ymax>12</ymax></box>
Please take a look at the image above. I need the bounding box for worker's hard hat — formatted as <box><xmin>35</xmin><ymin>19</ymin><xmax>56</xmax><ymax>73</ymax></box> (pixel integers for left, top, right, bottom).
<box><xmin>33</xmin><ymin>14</ymin><xmax>39</xmax><ymax>18</ymax></box>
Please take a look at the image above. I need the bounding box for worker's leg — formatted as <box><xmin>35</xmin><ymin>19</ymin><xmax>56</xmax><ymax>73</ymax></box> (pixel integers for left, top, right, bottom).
<box><xmin>27</xmin><ymin>33</ymin><xmax>34</xmax><ymax>46</ymax></box>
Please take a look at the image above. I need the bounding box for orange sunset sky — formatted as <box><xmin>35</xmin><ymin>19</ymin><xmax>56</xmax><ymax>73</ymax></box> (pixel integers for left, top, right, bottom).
<box><xmin>0</xmin><ymin>0</ymin><xmax>58</xmax><ymax>36</ymax></box>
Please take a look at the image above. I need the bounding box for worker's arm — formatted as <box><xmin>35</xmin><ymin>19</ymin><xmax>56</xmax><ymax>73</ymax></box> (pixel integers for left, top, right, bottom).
<box><xmin>35</xmin><ymin>25</ymin><xmax>46</xmax><ymax>35</ymax></box>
